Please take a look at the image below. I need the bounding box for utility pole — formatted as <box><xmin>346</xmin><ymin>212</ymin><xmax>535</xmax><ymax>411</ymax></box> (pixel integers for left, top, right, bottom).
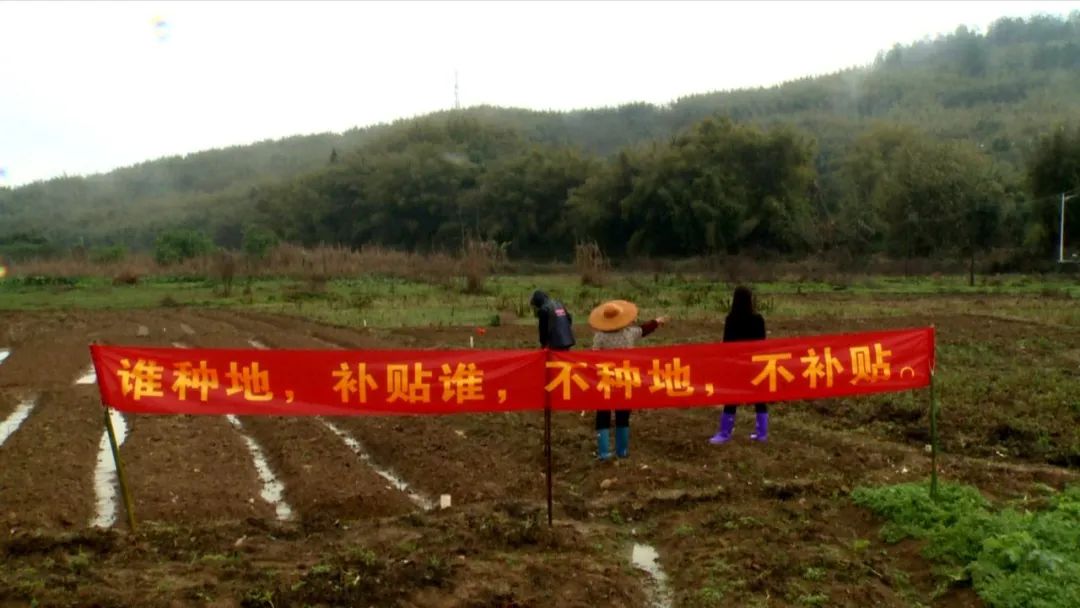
<box><xmin>1061</xmin><ymin>192</ymin><xmax>1077</xmax><ymax>263</ymax></box>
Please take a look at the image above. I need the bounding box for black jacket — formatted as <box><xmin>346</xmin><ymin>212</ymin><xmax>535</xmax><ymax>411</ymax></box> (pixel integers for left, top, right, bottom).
<box><xmin>723</xmin><ymin>313</ymin><xmax>766</xmax><ymax>343</ymax></box>
<box><xmin>531</xmin><ymin>291</ymin><xmax>575</xmax><ymax>350</ymax></box>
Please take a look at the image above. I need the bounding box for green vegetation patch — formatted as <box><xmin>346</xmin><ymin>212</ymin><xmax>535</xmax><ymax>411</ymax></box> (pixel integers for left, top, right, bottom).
<box><xmin>853</xmin><ymin>482</ymin><xmax>1080</xmax><ymax>607</ymax></box>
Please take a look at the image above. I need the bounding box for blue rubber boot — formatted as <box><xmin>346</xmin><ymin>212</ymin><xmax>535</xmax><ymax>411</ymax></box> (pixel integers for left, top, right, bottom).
<box><xmin>709</xmin><ymin>412</ymin><xmax>737</xmax><ymax>444</ymax></box>
<box><xmin>750</xmin><ymin>412</ymin><xmax>769</xmax><ymax>442</ymax></box>
<box><xmin>615</xmin><ymin>426</ymin><xmax>630</xmax><ymax>458</ymax></box>
<box><xmin>597</xmin><ymin>430</ymin><xmax>612</xmax><ymax>461</ymax></box>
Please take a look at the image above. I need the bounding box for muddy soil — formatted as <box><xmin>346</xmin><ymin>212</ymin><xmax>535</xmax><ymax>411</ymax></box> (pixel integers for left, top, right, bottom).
<box><xmin>0</xmin><ymin>308</ymin><xmax>1076</xmax><ymax>607</ymax></box>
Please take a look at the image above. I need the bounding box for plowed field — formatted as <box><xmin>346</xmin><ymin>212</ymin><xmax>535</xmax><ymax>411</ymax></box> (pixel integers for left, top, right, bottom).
<box><xmin>1</xmin><ymin>307</ymin><xmax>1077</xmax><ymax>607</ymax></box>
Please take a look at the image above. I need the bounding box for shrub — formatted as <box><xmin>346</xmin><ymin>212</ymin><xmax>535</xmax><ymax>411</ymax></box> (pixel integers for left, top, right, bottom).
<box><xmin>155</xmin><ymin>229</ymin><xmax>214</xmax><ymax>265</ymax></box>
<box><xmin>242</xmin><ymin>226</ymin><xmax>278</xmax><ymax>261</ymax></box>
<box><xmin>575</xmin><ymin>241</ymin><xmax>608</xmax><ymax>286</ymax></box>
<box><xmin>461</xmin><ymin>237</ymin><xmax>506</xmax><ymax>293</ymax></box>
<box><xmin>853</xmin><ymin>482</ymin><xmax>1080</xmax><ymax>607</ymax></box>
<box><xmin>213</xmin><ymin>250</ymin><xmax>237</xmax><ymax>297</ymax></box>
<box><xmin>112</xmin><ymin>271</ymin><xmax>139</xmax><ymax>286</ymax></box>
<box><xmin>89</xmin><ymin>245</ymin><xmax>127</xmax><ymax>264</ymax></box>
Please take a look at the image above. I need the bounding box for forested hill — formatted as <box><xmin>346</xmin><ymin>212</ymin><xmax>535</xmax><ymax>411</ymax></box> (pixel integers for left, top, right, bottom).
<box><xmin>2</xmin><ymin>13</ymin><xmax>1079</xmax><ymax>260</ymax></box>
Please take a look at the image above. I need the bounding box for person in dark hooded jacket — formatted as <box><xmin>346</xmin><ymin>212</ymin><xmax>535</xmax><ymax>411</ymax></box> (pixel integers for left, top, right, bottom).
<box><xmin>530</xmin><ymin>290</ymin><xmax>575</xmax><ymax>350</ymax></box>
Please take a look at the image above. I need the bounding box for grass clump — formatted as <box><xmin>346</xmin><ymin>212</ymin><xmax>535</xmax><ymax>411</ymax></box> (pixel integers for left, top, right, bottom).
<box><xmin>852</xmin><ymin>482</ymin><xmax>1080</xmax><ymax>607</ymax></box>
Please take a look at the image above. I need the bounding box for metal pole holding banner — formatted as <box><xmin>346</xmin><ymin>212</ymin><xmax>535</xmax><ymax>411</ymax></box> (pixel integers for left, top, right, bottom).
<box><xmin>104</xmin><ymin>407</ymin><xmax>137</xmax><ymax>531</ymax></box>
<box><xmin>929</xmin><ymin>369</ymin><xmax>939</xmax><ymax>501</ymax></box>
<box><xmin>544</xmin><ymin>391</ymin><xmax>553</xmax><ymax>527</ymax></box>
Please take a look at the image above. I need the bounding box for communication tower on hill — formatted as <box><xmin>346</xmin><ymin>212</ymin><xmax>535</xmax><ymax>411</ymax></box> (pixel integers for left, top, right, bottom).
<box><xmin>454</xmin><ymin>70</ymin><xmax>461</xmax><ymax>110</ymax></box>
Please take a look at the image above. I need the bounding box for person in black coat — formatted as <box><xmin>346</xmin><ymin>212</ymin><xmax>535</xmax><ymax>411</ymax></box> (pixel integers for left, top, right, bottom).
<box><xmin>530</xmin><ymin>290</ymin><xmax>575</xmax><ymax>350</ymax></box>
<box><xmin>709</xmin><ymin>285</ymin><xmax>770</xmax><ymax>443</ymax></box>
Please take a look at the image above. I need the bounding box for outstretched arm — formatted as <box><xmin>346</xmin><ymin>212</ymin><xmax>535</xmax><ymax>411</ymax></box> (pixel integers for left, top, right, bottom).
<box><xmin>639</xmin><ymin>316</ymin><xmax>669</xmax><ymax>338</ymax></box>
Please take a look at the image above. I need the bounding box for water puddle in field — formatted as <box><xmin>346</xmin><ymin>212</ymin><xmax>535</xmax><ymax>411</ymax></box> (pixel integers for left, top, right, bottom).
<box><xmin>91</xmin><ymin>409</ymin><xmax>128</xmax><ymax>528</ymax></box>
<box><xmin>75</xmin><ymin>364</ymin><xmax>97</xmax><ymax>385</ymax></box>
<box><xmin>226</xmin><ymin>415</ymin><xmax>293</xmax><ymax>521</ymax></box>
<box><xmin>0</xmin><ymin>349</ymin><xmax>11</xmax><ymax>367</ymax></box>
<box><xmin>631</xmin><ymin>543</ymin><xmax>673</xmax><ymax>608</ymax></box>
<box><xmin>0</xmin><ymin>398</ymin><xmax>36</xmax><ymax>448</ymax></box>
<box><xmin>320</xmin><ymin>419</ymin><xmax>434</xmax><ymax>510</ymax></box>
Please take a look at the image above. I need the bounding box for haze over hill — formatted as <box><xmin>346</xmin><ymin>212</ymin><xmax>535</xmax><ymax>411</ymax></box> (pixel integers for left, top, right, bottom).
<box><xmin>3</xmin><ymin>1</ymin><xmax>1073</xmax><ymax>186</ymax></box>
<box><xmin>2</xmin><ymin>9</ymin><xmax>1080</xmax><ymax>268</ymax></box>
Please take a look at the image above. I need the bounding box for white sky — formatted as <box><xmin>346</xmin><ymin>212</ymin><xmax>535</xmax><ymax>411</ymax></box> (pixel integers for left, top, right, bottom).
<box><xmin>1</xmin><ymin>0</ymin><xmax>1078</xmax><ymax>186</ymax></box>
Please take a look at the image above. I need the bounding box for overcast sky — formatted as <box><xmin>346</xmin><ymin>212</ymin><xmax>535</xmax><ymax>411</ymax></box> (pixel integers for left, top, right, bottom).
<box><xmin>1</xmin><ymin>1</ymin><xmax>1078</xmax><ymax>186</ymax></box>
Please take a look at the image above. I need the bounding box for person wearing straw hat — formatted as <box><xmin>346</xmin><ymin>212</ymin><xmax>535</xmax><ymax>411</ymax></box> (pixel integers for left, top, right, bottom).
<box><xmin>589</xmin><ymin>299</ymin><xmax>669</xmax><ymax>461</ymax></box>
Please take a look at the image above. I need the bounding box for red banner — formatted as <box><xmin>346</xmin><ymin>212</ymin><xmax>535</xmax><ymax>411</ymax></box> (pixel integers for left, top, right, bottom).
<box><xmin>90</xmin><ymin>346</ymin><xmax>546</xmax><ymax>415</ymax></box>
<box><xmin>90</xmin><ymin>327</ymin><xmax>933</xmax><ymax>416</ymax></box>
<box><xmin>548</xmin><ymin>327</ymin><xmax>934</xmax><ymax>410</ymax></box>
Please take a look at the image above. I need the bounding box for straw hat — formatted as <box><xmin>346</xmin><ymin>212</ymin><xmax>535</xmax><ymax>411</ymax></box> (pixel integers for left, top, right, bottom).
<box><xmin>588</xmin><ymin>299</ymin><xmax>639</xmax><ymax>332</ymax></box>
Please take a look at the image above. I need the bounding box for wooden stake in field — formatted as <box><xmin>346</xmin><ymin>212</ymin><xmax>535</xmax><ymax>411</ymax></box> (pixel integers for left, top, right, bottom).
<box><xmin>104</xmin><ymin>406</ymin><xmax>137</xmax><ymax>531</ymax></box>
<box><xmin>929</xmin><ymin>368</ymin><xmax>939</xmax><ymax>500</ymax></box>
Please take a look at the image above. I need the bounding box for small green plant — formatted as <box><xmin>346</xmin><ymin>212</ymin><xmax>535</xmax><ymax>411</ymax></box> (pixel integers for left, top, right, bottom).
<box><xmin>240</xmin><ymin>587</ymin><xmax>275</xmax><ymax>608</ymax></box>
<box><xmin>350</xmin><ymin>292</ymin><xmax>375</xmax><ymax>309</ymax></box>
<box><xmin>798</xmin><ymin>593</ymin><xmax>829</xmax><ymax>606</ymax></box>
<box><xmin>695</xmin><ymin>586</ymin><xmax>725</xmax><ymax>605</ymax></box>
<box><xmin>689</xmin><ymin>559</ymin><xmax>736</xmax><ymax>607</ymax></box>
<box><xmin>803</xmin><ymin>567</ymin><xmax>826</xmax><ymax>582</ymax></box>
<box><xmin>609</xmin><ymin>508</ymin><xmax>624</xmax><ymax>525</ymax></box>
<box><xmin>675</xmin><ymin>523</ymin><xmax>695</xmax><ymax>537</ymax></box>
<box><xmin>14</xmin><ymin>577</ymin><xmax>45</xmax><ymax>598</ymax></box>
<box><xmin>67</xmin><ymin>550</ymin><xmax>91</xmax><ymax>574</ymax></box>
<box><xmin>346</xmin><ymin>547</ymin><xmax>378</xmax><ymax>567</ymax></box>
<box><xmin>197</xmin><ymin>553</ymin><xmax>236</xmax><ymax>566</ymax></box>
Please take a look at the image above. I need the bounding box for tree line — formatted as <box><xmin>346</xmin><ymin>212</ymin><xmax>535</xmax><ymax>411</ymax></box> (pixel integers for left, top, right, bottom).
<box><xmin>244</xmin><ymin>115</ymin><xmax>1077</xmax><ymax>270</ymax></box>
<box><xmin>1</xmin><ymin>13</ymin><xmax>1079</xmax><ymax>270</ymax></box>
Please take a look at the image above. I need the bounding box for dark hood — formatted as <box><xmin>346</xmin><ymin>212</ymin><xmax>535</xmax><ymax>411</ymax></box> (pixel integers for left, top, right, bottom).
<box><xmin>530</xmin><ymin>290</ymin><xmax>549</xmax><ymax>309</ymax></box>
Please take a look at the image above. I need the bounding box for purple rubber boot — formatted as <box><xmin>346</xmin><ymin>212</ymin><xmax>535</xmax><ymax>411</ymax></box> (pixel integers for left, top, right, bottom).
<box><xmin>709</xmin><ymin>412</ymin><xmax>737</xmax><ymax>444</ymax></box>
<box><xmin>750</xmin><ymin>412</ymin><xmax>769</xmax><ymax>442</ymax></box>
